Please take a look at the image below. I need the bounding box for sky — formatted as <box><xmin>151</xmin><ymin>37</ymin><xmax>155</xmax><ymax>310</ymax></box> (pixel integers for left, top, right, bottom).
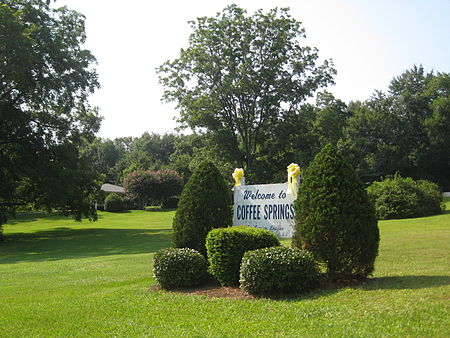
<box><xmin>57</xmin><ymin>0</ymin><xmax>450</xmax><ymax>140</ymax></box>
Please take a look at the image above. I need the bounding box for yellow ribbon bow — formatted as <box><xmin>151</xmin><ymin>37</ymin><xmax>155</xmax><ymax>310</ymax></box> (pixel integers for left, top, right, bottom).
<box><xmin>287</xmin><ymin>163</ymin><xmax>301</xmax><ymax>197</ymax></box>
<box><xmin>232</xmin><ymin>168</ymin><xmax>245</xmax><ymax>186</ymax></box>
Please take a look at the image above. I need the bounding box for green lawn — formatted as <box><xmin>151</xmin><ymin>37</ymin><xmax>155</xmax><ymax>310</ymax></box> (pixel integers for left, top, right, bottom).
<box><xmin>1</xmin><ymin>200</ymin><xmax>449</xmax><ymax>337</ymax></box>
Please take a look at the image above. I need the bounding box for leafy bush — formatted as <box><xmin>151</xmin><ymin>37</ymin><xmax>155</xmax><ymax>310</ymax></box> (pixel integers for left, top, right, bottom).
<box><xmin>367</xmin><ymin>176</ymin><xmax>443</xmax><ymax>219</ymax></box>
<box><xmin>292</xmin><ymin>144</ymin><xmax>380</xmax><ymax>281</ymax></box>
<box><xmin>206</xmin><ymin>226</ymin><xmax>280</xmax><ymax>286</ymax></box>
<box><xmin>104</xmin><ymin>193</ymin><xmax>125</xmax><ymax>212</ymax></box>
<box><xmin>123</xmin><ymin>169</ymin><xmax>160</xmax><ymax>209</ymax></box>
<box><xmin>172</xmin><ymin>161</ymin><xmax>232</xmax><ymax>255</ymax></box>
<box><xmin>415</xmin><ymin>179</ymin><xmax>444</xmax><ymax>216</ymax></box>
<box><xmin>157</xmin><ymin>169</ymin><xmax>183</xmax><ymax>204</ymax></box>
<box><xmin>161</xmin><ymin>196</ymin><xmax>179</xmax><ymax>209</ymax></box>
<box><xmin>153</xmin><ymin>248</ymin><xmax>208</xmax><ymax>289</ymax></box>
<box><xmin>240</xmin><ymin>246</ymin><xmax>319</xmax><ymax>296</ymax></box>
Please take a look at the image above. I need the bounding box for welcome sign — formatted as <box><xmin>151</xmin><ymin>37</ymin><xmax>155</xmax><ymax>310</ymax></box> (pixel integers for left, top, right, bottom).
<box><xmin>233</xmin><ymin>183</ymin><xmax>296</xmax><ymax>238</ymax></box>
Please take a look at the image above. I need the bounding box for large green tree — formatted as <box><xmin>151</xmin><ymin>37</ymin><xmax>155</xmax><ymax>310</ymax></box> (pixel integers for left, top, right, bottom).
<box><xmin>0</xmin><ymin>0</ymin><xmax>101</xmax><ymax>233</ymax></box>
<box><xmin>340</xmin><ymin>66</ymin><xmax>450</xmax><ymax>188</ymax></box>
<box><xmin>158</xmin><ymin>5</ymin><xmax>335</xmax><ymax>180</ymax></box>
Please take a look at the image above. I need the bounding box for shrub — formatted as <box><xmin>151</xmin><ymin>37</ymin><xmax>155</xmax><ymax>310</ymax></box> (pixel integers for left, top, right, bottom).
<box><xmin>172</xmin><ymin>161</ymin><xmax>232</xmax><ymax>255</ymax></box>
<box><xmin>157</xmin><ymin>169</ymin><xmax>183</xmax><ymax>204</ymax></box>
<box><xmin>367</xmin><ymin>176</ymin><xmax>443</xmax><ymax>219</ymax></box>
<box><xmin>292</xmin><ymin>144</ymin><xmax>380</xmax><ymax>281</ymax></box>
<box><xmin>123</xmin><ymin>169</ymin><xmax>160</xmax><ymax>209</ymax></box>
<box><xmin>240</xmin><ymin>246</ymin><xmax>320</xmax><ymax>296</ymax></box>
<box><xmin>161</xmin><ymin>196</ymin><xmax>179</xmax><ymax>209</ymax></box>
<box><xmin>415</xmin><ymin>179</ymin><xmax>444</xmax><ymax>216</ymax></box>
<box><xmin>153</xmin><ymin>247</ymin><xmax>208</xmax><ymax>289</ymax></box>
<box><xmin>206</xmin><ymin>226</ymin><xmax>280</xmax><ymax>286</ymax></box>
<box><xmin>104</xmin><ymin>193</ymin><xmax>125</xmax><ymax>212</ymax></box>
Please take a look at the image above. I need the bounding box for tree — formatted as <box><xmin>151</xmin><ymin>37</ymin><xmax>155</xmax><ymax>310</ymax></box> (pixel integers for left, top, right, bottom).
<box><xmin>157</xmin><ymin>169</ymin><xmax>184</xmax><ymax>206</ymax></box>
<box><xmin>81</xmin><ymin>138</ymin><xmax>124</xmax><ymax>184</ymax></box>
<box><xmin>292</xmin><ymin>144</ymin><xmax>380</xmax><ymax>280</ymax></box>
<box><xmin>0</xmin><ymin>0</ymin><xmax>102</xmax><ymax>234</ymax></box>
<box><xmin>170</xmin><ymin>133</ymin><xmax>235</xmax><ymax>183</ymax></box>
<box><xmin>172</xmin><ymin>161</ymin><xmax>232</xmax><ymax>255</ymax></box>
<box><xmin>158</xmin><ymin>5</ymin><xmax>335</xmax><ymax>180</ymax></box>
<box><xmin>123</xmin><ymin>169</ymin><xmax>160</xmax><ymax>209</ymax></box>
<box><xmin>340</xmin><ymin>66</ymin><xmax>450</xmax><ymax>189</ymax></box>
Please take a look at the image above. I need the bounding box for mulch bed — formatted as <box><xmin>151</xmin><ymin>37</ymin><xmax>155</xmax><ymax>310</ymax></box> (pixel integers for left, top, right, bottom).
<box><xmin>149</xmin><ymin>281</ymin><xmax>255</xmax><ymax>300</ymax></box>
<box><xmin>149</xmin><ymin>278</ymin><xmax>369</xmax><ymax>300</ymax></box>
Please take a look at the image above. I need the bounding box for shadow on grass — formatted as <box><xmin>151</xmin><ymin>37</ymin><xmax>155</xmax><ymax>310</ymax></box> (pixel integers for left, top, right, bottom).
<box><xmin>0</xmin><ymin>227</ymin><xmax>171</xmax><ymax>264</ymax></box>
<box><xmin>247</xmin><ymin>275</ymin><xmax>450</xmax><ymax>302</ymax></box>
<box><xmin>362</xmin><ymin>275</ymin><xmax>450</xmax><ymax>290</ymax></box>
<box><xmin>6</xmin><ymin>212</ymin><xmax>104</xmax><ymax>225</ymax></box>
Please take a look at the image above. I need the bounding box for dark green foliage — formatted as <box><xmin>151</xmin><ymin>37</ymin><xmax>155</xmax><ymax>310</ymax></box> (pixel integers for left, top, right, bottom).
<box><xmin>161</xmin><ymin>196</ymin><xmax>179</xmax><ymax>209</ymax></box>
<box><xmin>172</xmin><ymin>161</ymin><xmax>232</xmax><ymax>255</ymax></box>
<box><xmin>153</xmin><ymin>248</ymin><xmax>207</xmax><ymax>289</ymax></box>
<box><xmin>157</xmin><ymin>169</ymin><xmax>183</xmax><ymax>206</ymax></box>
<box><xmin>367</xmin><ymin>176</ymin><xmax>443</xmax><ymax>219</ymax></box>
<box><xmin>415</xmin><ymin>180</ymin><xmax>444</xmax><ymax>216</ymax></box>
<box><xmin>205</xmin><ymin>226</ymin><xmax>280</xmax><ymax>286</ymax></box>
<box><xmin>292</xmin><ymin>144</ymin><xmax>380</xmax><ymax>281</ymax></box>
<box><xmin>123</xmin><ymin>169</ymin><xmax>160</xmax><ymax>209</ymax></box>
<box><xmin>0</xmin><ymin>0</ymin><xmax>101</xmax><ymax>227</ymax></box>
<box><xmin>340</xmin><ymin>66</ymin><xmax>450</xmax><ymax>190</ymax></box>
<box><xmin>240</xmin><ymin>246</ymin><xmax>319</xmax><ymax>296</ymax></box>
<box><xmin>104</xmin><ymin>193</ymin><xmax>125</xmax><ymax>212</ymax></box>
<box><xmin>158</xmin><ymin>5</ymin><xmax>335</xmax><ymax>174</ymax></box>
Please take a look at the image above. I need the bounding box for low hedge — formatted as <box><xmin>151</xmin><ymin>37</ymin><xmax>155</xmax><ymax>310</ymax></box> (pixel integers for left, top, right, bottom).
<box><xmin>367</xmin><ymin>176</ymin><xmax>443</xmax><ymax>219</ymax></box>
<box><xmin>153</xmin><ymin>247</ymin><xmax>207</xmax><ymax>289</ymax></box>
<box><xmin>240</xmin><ymin>246</ymin><xmax>320</xmax><ymax>296</ymax></box>
<box><xmin>205</xmin><ymin>226</ymin><xmax>280</xmax><ymax>286</ymax></box>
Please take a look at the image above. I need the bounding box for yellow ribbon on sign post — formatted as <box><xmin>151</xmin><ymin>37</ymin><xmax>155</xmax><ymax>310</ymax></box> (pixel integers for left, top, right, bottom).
<box><xmin>232</xmin><ymin>168</ymin><xmax>245</xmax><ymax>187</ymax></box>
<box><xmin>287</xmin><ymin>163</ymin><xmax>301</xmax><ymax>198</ymax></box>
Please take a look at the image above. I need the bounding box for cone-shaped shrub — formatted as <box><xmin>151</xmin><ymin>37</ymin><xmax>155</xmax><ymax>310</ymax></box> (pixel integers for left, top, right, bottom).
<box><xmin>172</xmin><ymin>161</ymin><xmax>232</xmax><ymax>255</ymax></box>
<box><xmin>292</xmin><ymin>144</ymin><xmax>379</xmax><ymax>280</ymax></box>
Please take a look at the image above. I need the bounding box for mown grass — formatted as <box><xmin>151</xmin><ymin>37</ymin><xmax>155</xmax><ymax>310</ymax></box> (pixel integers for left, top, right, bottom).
<box><xmin>1</xmin><ymin>199</ymin><xmax>449</xmax><ymax>337</ymax></box>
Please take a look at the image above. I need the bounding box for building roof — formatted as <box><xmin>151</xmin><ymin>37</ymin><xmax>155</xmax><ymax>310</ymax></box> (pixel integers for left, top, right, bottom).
<box><xmin>101</xmin><ymin>183</ymin><xmax>126</xmax><ymax>194</ymax></box>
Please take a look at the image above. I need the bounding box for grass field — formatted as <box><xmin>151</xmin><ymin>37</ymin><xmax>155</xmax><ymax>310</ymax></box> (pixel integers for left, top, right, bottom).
<box><xmin>1</xmin><ymin>200</ymin><xmax>449</xmax><ymax>337</ymax></box>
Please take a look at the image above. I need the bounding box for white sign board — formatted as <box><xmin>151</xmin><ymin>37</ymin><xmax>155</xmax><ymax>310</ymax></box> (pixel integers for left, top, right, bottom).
<box><xmin>233</xmin><ymin>183</ymin><xmax>296</xmax><ymax>238</ymax></box>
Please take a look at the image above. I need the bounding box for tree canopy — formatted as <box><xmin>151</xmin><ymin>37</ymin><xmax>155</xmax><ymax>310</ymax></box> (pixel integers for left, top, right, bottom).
<box><xmin>0</xmin><ymin>0</ymin><xmax>102</xmax><ymax>231</ymax></box>
<box><xmin>340</xmin><ymin>66</ymin><xmax>450</xmax><ymax>188</ymax></box>
<box><xmin>158</xmin><ymin>5</ymin><xmax>335</xmax><ymax>180</ymax></box>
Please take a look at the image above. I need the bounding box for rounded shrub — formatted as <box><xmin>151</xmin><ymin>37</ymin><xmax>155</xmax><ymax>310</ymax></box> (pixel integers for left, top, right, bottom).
<box><xmin>292</xmin><ymin>144</ymin><xmax>380</xmax><ymax>281</ymax></box>
<box><xmin>104</xmin><ymin>193</ymin><xmax>125</xmax><ymax>212</ymax></box>
<box><xmin>172</xmin><ymin>161</ymin><xmax>232</xmax><ymax>255</ymax></box>
<box><xmin>153</xmin><ymin>247</ymin><xmax>208</xmax><ymax>289</ymax></box>
<box><xmin>367</xmin><ymin>176</ymin><xmax>443</xmax><ymax>219</ymax></box>
<box><xmin>206</xmin><ymin>226</ymin><xmax>280</xmax><ymax>286</ymax></box>
<box><xmin>415</xmin><ymin>179</ymin><xmax>443</xmax><ymax>216</ymax></box>
<box><xmin>240</xmin><ymin>246</ymin><xmax>319</xmax><ymax>296</ymax></box>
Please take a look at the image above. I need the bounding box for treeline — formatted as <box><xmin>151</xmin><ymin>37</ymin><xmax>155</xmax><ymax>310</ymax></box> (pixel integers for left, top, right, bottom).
<box><xmin>87</xmin><ymin>66</ymin><xmax>450</xmax><ymax>190</ymax></box>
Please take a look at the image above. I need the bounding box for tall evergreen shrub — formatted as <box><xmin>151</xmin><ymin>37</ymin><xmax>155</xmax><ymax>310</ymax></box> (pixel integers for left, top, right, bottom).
<box><xmin>292</xmin><ymin>144</ymin><xmax>380</xmax><ymax>280</ymax></box>
<box><xmin>172</xmin><ymin>161</ymin><xmax>232</xmax><ymax>255</ymax></box>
